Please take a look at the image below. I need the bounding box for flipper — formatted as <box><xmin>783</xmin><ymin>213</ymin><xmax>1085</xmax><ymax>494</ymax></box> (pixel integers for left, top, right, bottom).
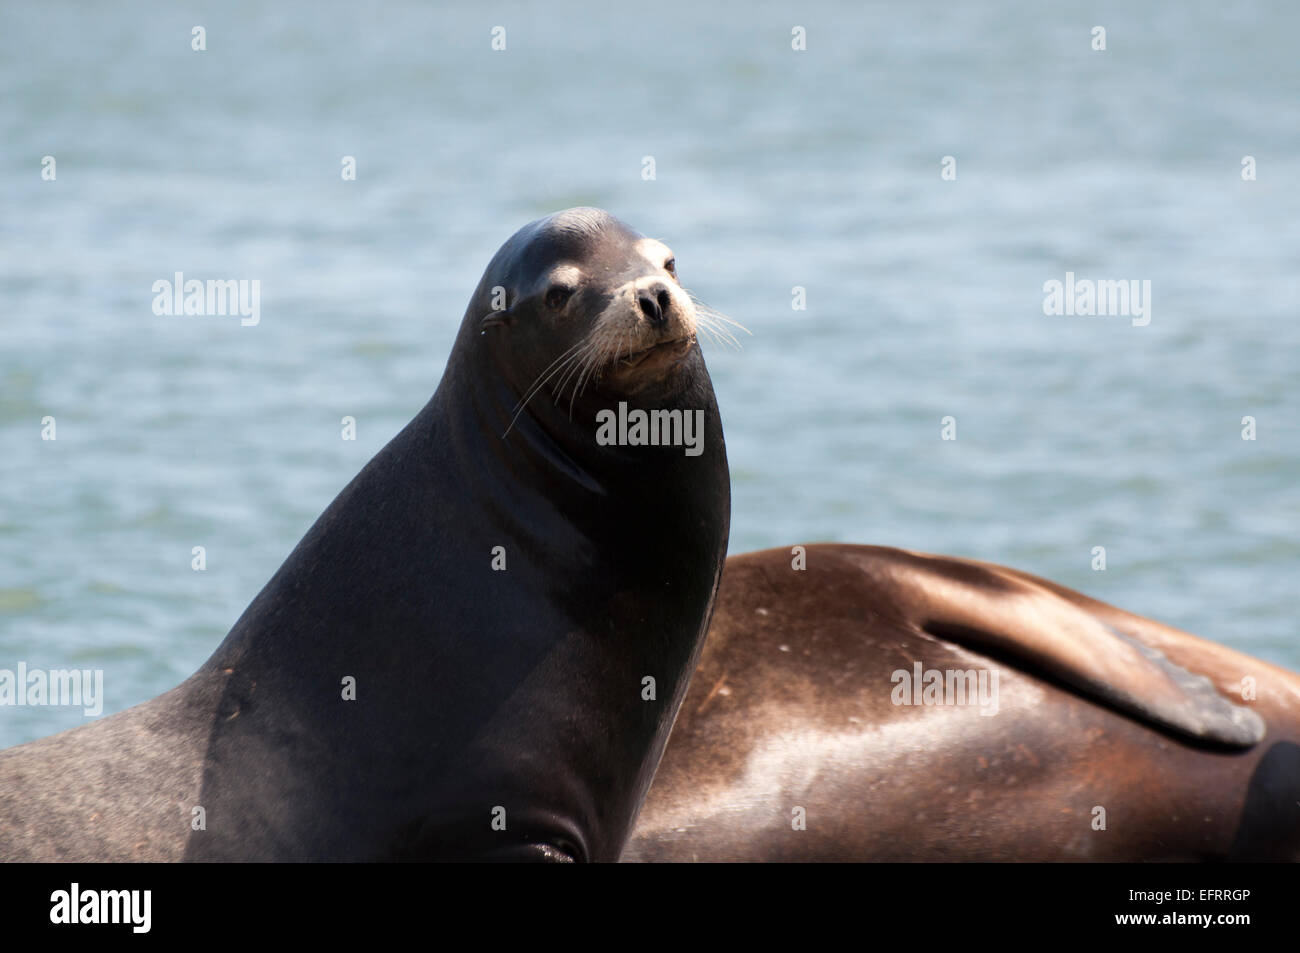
<box><xmin>848</xmin><ymin>547</ymin><xmax>1265</xmax><ymax>747</ymax></box>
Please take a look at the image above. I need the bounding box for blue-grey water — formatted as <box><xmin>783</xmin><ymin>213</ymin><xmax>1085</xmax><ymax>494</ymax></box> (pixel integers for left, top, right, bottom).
<box><xmin>2</xmin><ymin>1</ymin><xmax>1297</xmax><ymax>747</ymax></box>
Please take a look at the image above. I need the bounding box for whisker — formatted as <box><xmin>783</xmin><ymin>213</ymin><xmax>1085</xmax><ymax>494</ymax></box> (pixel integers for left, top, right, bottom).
<box><xmin>695</xmin><ymin>306</ymin><xmax>750</xmax><ymax>339</ymax></box>
<box><xmin>689</xmin><ymin>294</ymin><xmax>751</xmax><ymax>336</ymax></box>
<box><xmin>502</xmin><ymin>342</ymin><xmax>588</xmax><ymax>437</ymax></box>
<box><xmin>566</xmin><ymin>349</ymin><xmax>597</xmax><ymax>418</ymax></box>
<box><xmin>555</xmin><ymin>340</ymin><xmax>605</xmax><ymax>419</ymax></box>
<box><xmin>580</xmin><ymin>326</ymin><xmax>627</xmax><ymax>408</ymax></box>
<box><xmin>503</xmin><ymin>355</ymin><xmax>582</xmax><ymax>437</ymax></box>
<box><xmin>510</xmin><ymin>341</ymin><xmax>585</xmax><ymax>415</ymax></box>
<box><xmin>694</xmin><ymin>303</ymin><xmax>750</xmax><ymax>335</ymax></box>
<box><xmin>693</xmin><ymin>321</ymin><xmax>725</xmax><ymax>350</ymax></box>
<box><xmin>694</xmin><ymin>312</ymin><xmax>743</xmax><ymax>351</ymax></box>
<box><xmin>553</xmin><ymin>340</ymin><xmax>596</xmax><ymax>405</ymax></box>
<box><xmin>572</xmin><ymin>333</ymin><xmax>615</xmax><ymax>414</ymax></box>
<box><xmin>512</xmin><ymin>353</ymin><xmax>583</xmax><ymax>419</ymax></box>
<box><xmin>686</xmin><ymin>290</ymin><xmax>750</xmax><ymax>353</ymax></box>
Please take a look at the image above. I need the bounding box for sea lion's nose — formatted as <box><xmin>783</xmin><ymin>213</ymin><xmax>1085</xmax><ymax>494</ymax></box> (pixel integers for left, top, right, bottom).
<box><xmin>637</xmin><ymin>282</ymin><xmax>673</xmax><ymax>328</ymax></box>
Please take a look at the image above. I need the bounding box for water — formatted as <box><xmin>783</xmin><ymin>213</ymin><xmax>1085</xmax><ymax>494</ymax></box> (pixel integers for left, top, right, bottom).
<box><xmin>2</xmin><ymin>1</ymin><xmax>1297</xmax><ymax>747</ymax></box>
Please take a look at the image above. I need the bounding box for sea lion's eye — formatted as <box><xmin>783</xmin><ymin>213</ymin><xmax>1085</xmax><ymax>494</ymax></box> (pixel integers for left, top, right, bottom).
<box><xmin>664</xmin><ymin>258</ymin><xmax>677</xmax><ymax>278</ymax></box>
<box><xmin>545</xmin><ymin>285</ymin><xmax>573</xmax><ymax>310</ymax></box>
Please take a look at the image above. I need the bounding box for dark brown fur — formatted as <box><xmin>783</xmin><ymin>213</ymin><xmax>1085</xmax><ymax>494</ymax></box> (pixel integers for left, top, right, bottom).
<box><xmin>626</xmin><ymin>545</ymin><xmax>1300</xmax><ymax>861</ymax></box>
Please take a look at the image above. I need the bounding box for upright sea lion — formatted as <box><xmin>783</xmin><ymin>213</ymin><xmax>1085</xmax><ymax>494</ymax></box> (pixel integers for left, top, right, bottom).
<box><xmin>0</xmin><ymin>207</ymin><xmax>730</xmax><ymax>862</ymax></box>
<box><xmin>625</xmin><ymin>545</ymin><xmax>1300</xmax><ymax>861</ymax></box>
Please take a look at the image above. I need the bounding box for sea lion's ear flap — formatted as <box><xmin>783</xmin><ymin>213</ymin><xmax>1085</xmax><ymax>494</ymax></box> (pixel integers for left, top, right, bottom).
<box><xmin>479</xmin><ymin>307</ymin><xmax>513</xmax><ymax>334</ymax></box>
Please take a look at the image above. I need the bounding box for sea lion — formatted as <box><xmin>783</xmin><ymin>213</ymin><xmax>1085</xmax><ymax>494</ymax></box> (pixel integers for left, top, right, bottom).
<box><xmin>0</xmin><ymin>207</ymin><xmax>730</xmax><ymax>862</ymax></box>
<box><xmin>624</xmin><ymin>545</ymin><xmax>1300</xmax><ymax>861</ymax></box>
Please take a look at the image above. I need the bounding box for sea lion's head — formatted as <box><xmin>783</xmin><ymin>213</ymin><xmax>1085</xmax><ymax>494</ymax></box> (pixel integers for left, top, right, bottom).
<box><xmin>464</xmin><ymin>208</ymin><xmax>708</xmax><ymax>419</ymax></box>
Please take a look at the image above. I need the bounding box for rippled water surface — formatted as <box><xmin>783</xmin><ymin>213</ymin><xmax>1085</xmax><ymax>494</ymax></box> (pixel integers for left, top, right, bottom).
<box><xmin>2</xmin><ymin>1</ymin><xmax>1297</xmax><ymax>746</ymax></box>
